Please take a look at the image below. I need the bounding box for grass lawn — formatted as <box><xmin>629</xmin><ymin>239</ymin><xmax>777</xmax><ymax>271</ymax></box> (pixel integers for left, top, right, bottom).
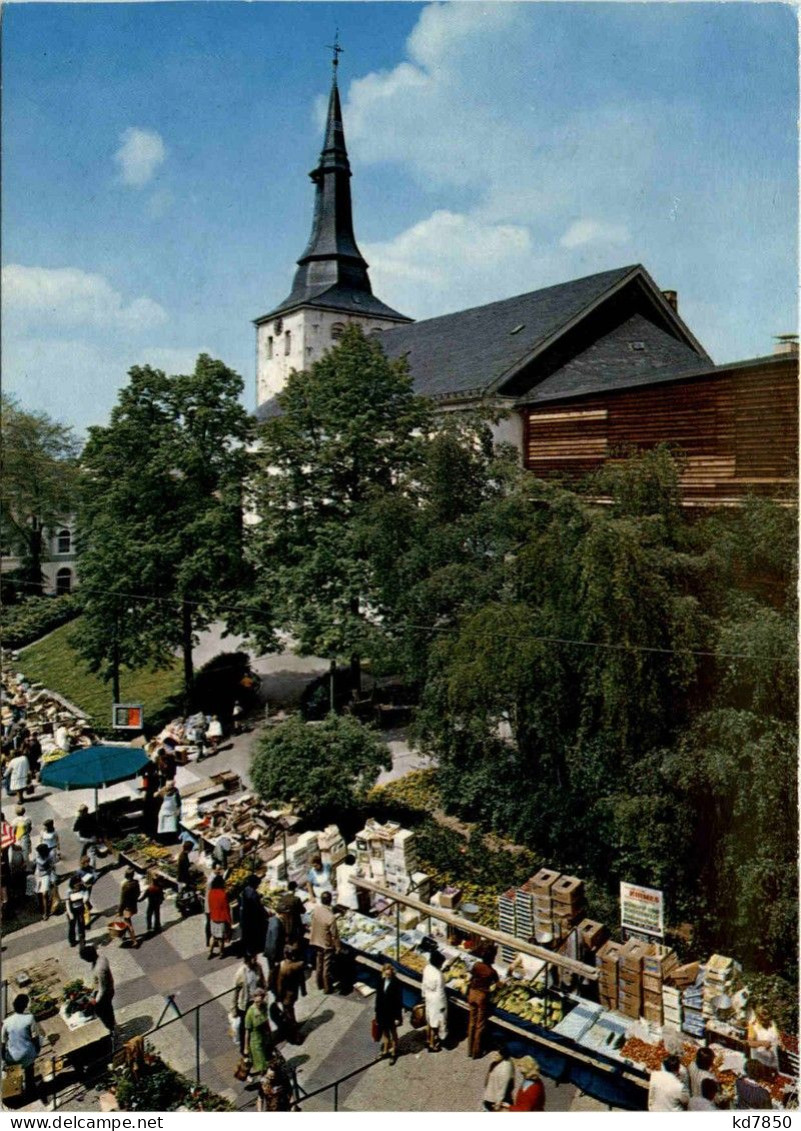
<box><xmin>19</xmin><ymin>617</ymin><xmax>184</xmax><ymax>732</ymax></box>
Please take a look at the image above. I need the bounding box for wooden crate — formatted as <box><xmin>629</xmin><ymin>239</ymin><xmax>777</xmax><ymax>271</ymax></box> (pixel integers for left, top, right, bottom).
<box><xmin>530</xmin><ymin>868</ymin><xmax>560</xmax><ymax>892</ymax></box>
<box><xmin>619</xmin><ymin>938</ymin><xmax>654</xmax><ymax>974</ymax></box>
<box><xmin>577</xmin><ymin>918</ymin><xmax>608</xmax><ymax>950</ymax></box>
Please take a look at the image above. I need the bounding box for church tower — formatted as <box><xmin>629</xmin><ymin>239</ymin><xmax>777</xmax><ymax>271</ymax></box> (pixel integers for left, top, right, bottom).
<box><xmin>254</xmin><ymin>49</ymin><xmax>412</xmax><ymax>409</ymax></box>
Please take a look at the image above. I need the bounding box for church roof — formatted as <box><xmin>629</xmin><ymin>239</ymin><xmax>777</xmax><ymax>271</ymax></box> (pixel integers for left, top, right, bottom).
<box><xmin>255</xmin><ymin>72</ymin><xmax>410</xmax><ymax>327</ymax></box>
<box><xmin>379</xmin><ymin>264</ymin><xmax>706</xmax><ymax>399</ymax></box>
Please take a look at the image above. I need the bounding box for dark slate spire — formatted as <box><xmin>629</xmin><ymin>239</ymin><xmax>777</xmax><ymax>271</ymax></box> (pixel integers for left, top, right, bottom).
<box><xmin>257</xmin><ymin>54</ymin><xmax>410</xmax><ymax>325</ymax></box>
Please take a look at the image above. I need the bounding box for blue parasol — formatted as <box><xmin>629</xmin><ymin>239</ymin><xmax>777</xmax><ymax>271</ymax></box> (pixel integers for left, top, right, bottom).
<box><xmin>40</xmin><ymin>744</ymin><xmax>149</xmax><ymax>810</ymax></box>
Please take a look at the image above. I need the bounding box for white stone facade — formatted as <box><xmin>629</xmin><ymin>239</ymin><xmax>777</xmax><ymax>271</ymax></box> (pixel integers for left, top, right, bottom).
<box><xmin>0</xmin><ymin>520</ymin><xmax>78</xmax><ymax>595</ymax></box>
<box><xmin>256</xmin><ymin>307</ymin><xmax>402</xmax><ymax>405</ymax></box>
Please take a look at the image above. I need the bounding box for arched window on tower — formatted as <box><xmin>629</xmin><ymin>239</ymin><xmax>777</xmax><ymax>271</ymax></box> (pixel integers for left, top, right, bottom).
<box><xmin>331</xmin><ymin>322</ymin><xmax>346</xmax><ymax>340</ymax></box>
<box><xmin>284</xmin><ymin>331</ymin><xmax>292</xmax><ymax>355</ymax></box>
<box><xmin>57</xmin><ymin>528</ymin><xmax>71</xmax><ymax>554</ymax></box>
<box><xmin>55</xmin><ymin>568</ymin><xmax>72</xmax><ymax>595</ymax></box>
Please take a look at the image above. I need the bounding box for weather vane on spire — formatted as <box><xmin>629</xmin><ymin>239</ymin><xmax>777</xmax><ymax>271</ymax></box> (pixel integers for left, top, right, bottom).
<box><xmin>327</xmin><ymin>30</ymin><xmax>344</xmax><ymax>75</ymax></box>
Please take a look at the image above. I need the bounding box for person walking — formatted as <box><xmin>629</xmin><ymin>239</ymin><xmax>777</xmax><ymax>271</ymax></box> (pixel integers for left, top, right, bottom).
<box><xmin>234</xmin><ymin>953</ymin><xmax>268</xmax><ymax>1054</ymax></box>
<box><xmin>421</xmin><ymin>949</ymin><xmax>448</xmax><ymax>1052</ymax></box>
<box><xmin>482</xmin><ymin>1047</ymin><xmax>515</xmax><ymax>1110</ymax></box>
<box><xmin>5</xmin><ymin>750</ymin><xmax>30</xmax><ymax>804</ymax></box>
<box><xmin>466</xmin><ymin>945</ymin><xmax>499</xmax><ymax>1059</ymax></box>
<box><xmin>278</xmin><ymin>882</ymin><xmax>305</xmax><ymax>947</ymax></box>
<box><xmin>73</xmin><ymin>805</ymin><xmax>100</xmax><ymax>867</ymax></box>
<box><xmin>205</xmin><ymin>715</ymin><xmax>223</xmax><ymax>753</ymax></box>
<box><xmin>276</xmin><ymin>944</ymin><xmax>307</xmax><ymax>1045</ymax></box>
<box><xmin>308</xmin><ymin>891</ymin><xmax>340</xmax><ymax>994</ymax></box>
<box><xmin>39</xmin><ymin>819</ymin><xmax>60</xmax><ymax>867</ymax></box>
<box><xmin>207</xmin><ymin>874</ymin><xmax>232</xmax><ymax>959</ymax></box>
<box><xmin>239</xmin><ymin>875</ymin><xmax>268</xmax><ymax>956</ymax></box>
<box><xmin>33</xmin><ymin>843</ymin><xmax>56</xmax><ymax>920</ymax></box>
<box><xmin>176</xmin><ymin>841</ymin><xmax>193</xmax><ymax>891</ymax></box>
<box><xmin>118</xmin><ymin>867</ymin><xmax>141</xmax><ymax>947</ymax></box>
<box><xmin>509</xmin><ymin>1056</ymin><xmax>546</xmax><ymax>1111</ymax></box>
<box><xmin>264</xmin><ymin>907</ymin><xmax>286</xmax><ymax>995</ymax></box>
<box><xmin>244</xmin><ymin>989</ymin><xmax>272</xmax><ymax>1081</ymax></box>
<box><xmin>232</xmin><ymin>701</ymin><xmax>244</xmax><ymax>735</ymax></box>
<box><xmin>144</xmin><ymin>871</ymin><xmax>165</xmax><ymax>934</ymax></box>
<box><xmin>374</xmin><ymin>964</ymin><xmax>403</xmax><ymax>1064</ymax></box>
<box><xmin>1</xmin><ymin>994</ymin><xmax>41</xmax><ymax>1100</ymax></box>
<box><xmin>81</xmin><ymin>946</ymin><xmax>116</xmax><ymax>1039</ymax></box>
<box><xmin>14</xmin><ymin>807</ymin><xmax>32</xmax><ymax>866</ymax></box>
<box><xmin>65</xmin><ymin>874</ymin><xmax>88</xmax><ymax>947</ymax></box>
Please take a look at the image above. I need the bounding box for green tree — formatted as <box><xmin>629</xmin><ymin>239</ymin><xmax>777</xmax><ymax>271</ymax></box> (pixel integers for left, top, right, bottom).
<box><xmin>248</xmin><ymin>325</ymin><xmax>431</xmax><ymax>673</ymax></box>
<box><xmin>0</xmin><ymin>395</ymin><xmax>80</xmax><ymax>594</ymax></box>
<box><xmin>251</xmin><ymin>714</ymin><xmax>391</xmax><ymax>822</ymax></box>
<box><xmin>76</xmin><ymin>356</ymin><xmax>253</xmax><ymax>702</ymax></box>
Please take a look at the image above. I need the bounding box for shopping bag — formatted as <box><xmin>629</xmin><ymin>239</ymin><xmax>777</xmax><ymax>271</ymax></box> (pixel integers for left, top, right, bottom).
<box><xmin>228</xmin><ymin>1010</ymin><xmax>241</xmax><ymax>1045</ymax></box>
<box><xmin>83</xmin><ymin>904</ymin><xmax>92</xmax><ymax>926</ymax></box>
<box><xmin>371</xmin><ymin>1018</ymin><xmax>380</xmax><ymax>1042</ymax></box>
<box><xmin>410</xmin><ymin>1003</ymin><xmax>426</xmax><ymax>1029</ymax></box>
<box><xmin>233</xmin><ymin>1055</ymin><xmax>250</xmax><ymax>1082</ymax></box>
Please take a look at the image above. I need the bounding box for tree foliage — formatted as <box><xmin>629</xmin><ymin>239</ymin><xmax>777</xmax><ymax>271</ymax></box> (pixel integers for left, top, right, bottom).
<box><xmin>251</xmin><ymin>713</ymin><xmax>391</xmax><ymax>823</ymax></box>
<box><xmin>76</xmin><ymin>356</ymin><xmax>253</xmax><ymax>700</ymax></box>
<box><xmin>0</xmin><ymin>395</ymin><xmax>80</xmax><ymax>593</ymax></box>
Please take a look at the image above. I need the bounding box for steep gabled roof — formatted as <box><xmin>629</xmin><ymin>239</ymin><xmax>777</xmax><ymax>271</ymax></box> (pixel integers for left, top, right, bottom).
<box><xmin>379</xmin><ymin>264</ymin><xmax>708</xmax><ymax>400</ymax></box>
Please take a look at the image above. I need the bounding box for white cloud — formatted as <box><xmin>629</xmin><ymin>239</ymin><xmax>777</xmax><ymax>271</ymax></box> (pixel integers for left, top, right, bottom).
<box><xmin>2</xmin><ymin>264</ymin><xmax>167</xmax><ymax>330</ymax></box>
<box><xmin>114</xmin><ymin>127</ymin><xmax>167</xmax><ymax>187</ymax></box>
<box><xmin>560</xmin><ymin>219</ymin><xmax>631</xmax><ymax>250</ymax></box>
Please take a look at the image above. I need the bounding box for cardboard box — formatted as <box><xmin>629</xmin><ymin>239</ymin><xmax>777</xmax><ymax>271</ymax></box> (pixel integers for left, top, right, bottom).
<box><xmin>642</xmin><ymin>974</ymin><xmax>664</xmax><ymax>994</ymax></box>
<box><xmin>438</xmin><ymin>886</ymin><xmax>462</xmax><ymax>910</ymax></box>
<box><xmin>597</xmin><ymin>941</ymin><xmax>624</xmax><ymax>968</ymax></box>
<box><xmin>531</xmin><ymin>868</ymin><xmax>560</xmax><ymax>892</ymax></box>
<box><xmin>667</xmin><ymin>962</ymin><xmax>700</xmax><ymax>988</ymax></box>
<box><xmin>620</xmin><ymin>938</ymin><xmax>654</xmax><ymax>974</ymax></box>
<box><xmin>577</xmin><ymin>919</ymin><xmax>609</xmax><ymax>950</ymax></box>
<box><xmin>643</xmin><ymin>946</ymin><xmax>678</xmax><ymax>976</ymax></box>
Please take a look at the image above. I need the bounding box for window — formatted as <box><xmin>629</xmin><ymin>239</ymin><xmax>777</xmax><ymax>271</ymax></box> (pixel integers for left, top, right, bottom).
<box><xmin>55</xmin><ymin>568</ymin><xmax>72</xmax><ymax>595</ymax></box>
<box><xmin>331</xmin><ymin>322</ymin><xmax>346</xmax><ymax>340</ymax></box>
<box><xmin>284</xmin><ymin>331</ymin><xmax>292</xmax><ymax>355</ymax></box>
<box><xmin>369</xmin><ymin>326</ymin><xmax>384</xmax><ymax>337</ymax></box>
<box><xmin>57</xmin><ymin>528</ymin><xmax>71</xmax><ymax>554</ymax></box>
<box><xmin>266</xmin><ymin>336</ymin><xmax>273</xmax><ymax>360</ymax></box>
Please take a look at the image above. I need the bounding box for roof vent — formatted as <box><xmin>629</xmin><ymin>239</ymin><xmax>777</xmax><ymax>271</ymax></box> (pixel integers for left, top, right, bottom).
<box><xmin>774</xmin><ymin>334</ymin><xmax>799</xmax><ymax>356</ymax></box>
<box><xmin>510</xmin><ymin>324</ymin><xmax>525</xmax><ymax>335</ymax></box>
<box><xmin>662</xmin><ymin>289</ymin><xmax>678</xmax><ymax>312</ymax></box>
<box><xmin>629</xmin><ymin>341</ymin><xmax>646</xmax><ymax>352</ymax></box>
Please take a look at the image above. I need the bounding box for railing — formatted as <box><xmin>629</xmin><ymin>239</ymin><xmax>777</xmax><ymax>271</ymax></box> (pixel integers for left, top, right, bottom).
<box><xmin>289</xmin><ymin>1057</ymin><xmax>381</xmax><ymax>1112</ymax></box>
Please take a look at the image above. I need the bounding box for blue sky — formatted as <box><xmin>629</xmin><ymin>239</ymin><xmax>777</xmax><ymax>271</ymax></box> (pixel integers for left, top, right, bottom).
<box><xmin>3</xmin><ymin>2</ymin><xmax>797</xmax><ymax>434</ymax></box>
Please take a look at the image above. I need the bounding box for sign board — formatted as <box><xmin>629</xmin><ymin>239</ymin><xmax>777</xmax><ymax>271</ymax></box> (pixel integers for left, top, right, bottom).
<box><xmin>112</xmin><ymin>703</ymin><xmax>144</xmax><ymax>730</ymax></box>
<box><xmin>620</xmin><ymin>881</ymin><xmax>664</xmax><ymax>939</ymax></box>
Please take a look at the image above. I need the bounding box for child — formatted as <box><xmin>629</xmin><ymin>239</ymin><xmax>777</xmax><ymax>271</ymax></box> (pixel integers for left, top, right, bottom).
<box><xmin>40</xmin><ymin>819</ymin><xmax>60</xmax><ymax>866</ymax></box>
<box><xmin>144</xmin><ymin>871</ymin><xmax>165</xmax><ymax>934</ymax></box>
<box><xmin>65</xmin><ymin>874</ymin><xmax>88</xmax><ymax>947</ymax></box>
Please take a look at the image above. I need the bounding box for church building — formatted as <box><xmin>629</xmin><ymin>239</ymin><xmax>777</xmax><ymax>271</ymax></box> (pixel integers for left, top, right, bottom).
<box><xmin>255</xmin><ymin>66</ymin><xmax>798</xmax><ymax>506</ymax></box>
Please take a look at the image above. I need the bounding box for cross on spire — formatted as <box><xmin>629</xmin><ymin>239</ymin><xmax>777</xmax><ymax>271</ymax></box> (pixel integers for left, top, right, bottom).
<box><xmin>327</xmin><ymin>31</ymin><xmax>343</xmax><ymax>75</ymax></box>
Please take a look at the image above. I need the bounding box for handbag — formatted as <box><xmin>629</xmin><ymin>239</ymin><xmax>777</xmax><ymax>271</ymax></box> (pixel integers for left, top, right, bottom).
<box><xmin>371</xmin><ymin>1018</ymin><xmax>380</xmax><ymax>1042</ymax></box>
<box><xmin>410</xmin><ymin>1003</ymin><xmax>426</xmax><ymax>1029</ymax></box>
<box><xmin>233</xmin><ymin>1055</ymin><xmax>250</xmax><ymax>1082</ymax></box>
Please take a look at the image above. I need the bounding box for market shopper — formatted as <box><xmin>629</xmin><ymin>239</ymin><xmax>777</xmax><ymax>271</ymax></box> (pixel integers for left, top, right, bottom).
<box><xmin>421</xmin><ymin>949</ymin><xmax>448</xmax><ymax>1052</ymax></box>
<box><xmin>308</xmin><ymin>890</ymin><xmax>340</xmax><ymax>993</ymax></box>
<box><xmin>482</xmin><ymin>1047</ymin><xmax>515</xmax><ymax>1111</ymax></box>
<box><xmin>234</xmin><ymin>953</ymin><xmax>268</xmax><ymax>1054</ymax></box>
<box><xmin>647</xmin><ymin>1054</ymin><xmax>689</xmax><ymax>1111</ymax></box>
<box><xmin>688</xmin><ymin>1045</ymin><xmax>716</xmax><ymax>1097</ymax></box>
<box><xmin>65</xmin><ymin>874</ymin><xmax>88</xmax><ymax>947</ymax></box>
<box><xmin>118</xmin><ymin>867</ymin><xmax>141</xmax><ymax>947</ymax></box>
<box><xmin>144</xmin><ymin>871</ymin><xmax>165</xmax><ymax>934</ymax></box>
<box><xmin>33</xmin><ymin>842</ymin><xmax>56</xmax><ymax>920</ymax></box>
<box><xmin>244</xmin><ymin>989</ymin><xmax>272</xmax><ymax>1079</ymax></box>
<box><xmin>39</xmin><ymin>818</ymin><xmax>60</xmax><ymax>867</ymax></box>
<box><xmin>466</xmin><ymin>944</ymin><xmax>499</xmax><ymax>1059</ymax></box>
<box><xmin>5</xmin><ymin>750</ymin><xmax>30</xmax><ymax>804</ymax></box>
<box><xmin>509</xmin><ymin>1056</ymin><xmax>545</xmax><ymax>1111</ymax></box>
<box><xmin>205</xmin><ymin>715</ymin><xmax>223</xmax><ymax>752</ymax></box>
<box><xmin>14</xmin><ymin>807</ymin><xmax>32</xmax><ymax>865</ymax></box>
<box><xmin>278</xmin><ymin>881</ymin><xmax>305</xmax><ymax>946</ymax></box>
<box><xmin>374</xmin><ymin>964</ymin><xmax>403</xmax><ymax>1064</ymax></box>
<box><xmin>73</xmin><ymin>805</ymin><xmax>100</xmax><ymax>867</ymax></box>
<box><xmin>176</xmin><ymin>841</ymin><xmax>193</xmax><ymax>891</ymax></box>
<box><xmin>264</xmin><ymin>908</ymin><xmax>287</xmax><ymax>994</ymax></box>
<box><xmin>1</xmin><ymin>994</ymin><xmax>41</xmax><ymax>1100</ymax></box>
<box><xmin>276</xmin><ymin>944</ymin><xmax>307</xmax><ymax>1045</ymax></box>
<box><xmin>80</xmin><ymin>946</ymin><xmax>116</xmax><ymax>1038</ymax></box>
<box><xmin>207</xmin><ymin>874</ymin><xmax>233</xmax><ymax>959</ymax></box>
<box><xmin>239</xmin><ymin>875</ymin><xmax>268</xmax><ymax>956</ymax></box>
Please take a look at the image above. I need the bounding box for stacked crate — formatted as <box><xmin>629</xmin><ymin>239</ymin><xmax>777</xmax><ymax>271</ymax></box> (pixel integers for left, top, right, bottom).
<box><xmin>551</xmin><ymin>874</ymin><xmax>586</xmax><ymax>939</ymax></box>
<box><xmin>531</xmin><ymin>867</ymin><xmax>560</xmax><ymax>940</ymax></box>
<box><xmin>641</xmin><ymin>945</ymin><xmax>678</xmax><ymax>1025</ymax></box>
<box><xmin>515</xmin><ymin>883</ymin><xmax>535</xmax><ymax>942</ymax></box>
<box><xmin>596</xmin><ymin>940</ymin><xmax>623</xmax><ymax>1011</ymax></box>
<box><xmin>617</xmin><ymin>938</ymin><xmax>654</xmax><ymax>1019</ymax></box>
<box><xmin>498</xmin><ymin>888</ymin><xmax>517</xmax><ymax>963</ymax></box>
<box><xmin>577</xmin><ymin>919</ymin><xmax>608</xmax><ymax>953</ymax></box>
<box><xmin>662</xmin><ymin>984</ymin><xmax>683</xmax><ymax>1030</ymax></box>
<box><xmin>703</xmin><ymin>954</ymin><xmax>735</xmax><ymax>1022</ymax></box>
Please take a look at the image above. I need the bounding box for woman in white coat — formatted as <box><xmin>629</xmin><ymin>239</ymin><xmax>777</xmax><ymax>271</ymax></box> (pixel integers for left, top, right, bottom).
<box><xmin>421</xmin><ymin>949</ymin><xmax>448</xmax><ymax>1052</ymax></box>
<box><xmin>5</xmin><ymin>752</ymin><xmax>30</xmax><ymax>804</ymax></box>
<box><xmin>156</xmin><ymin>785</ymin><xmax>181</xmax><ymax>844</ymax></box>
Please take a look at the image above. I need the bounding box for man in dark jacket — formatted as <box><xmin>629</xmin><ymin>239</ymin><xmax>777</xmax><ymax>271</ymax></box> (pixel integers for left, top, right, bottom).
<box><xmin>264</xmin><ymin>908</ymin><xmax>286</xmax><ymax>994</ymax></box>
<box><xmin>375</xmin><ymin>964</ymin><xmax>403</xmax><ymax>1064</ymax></box>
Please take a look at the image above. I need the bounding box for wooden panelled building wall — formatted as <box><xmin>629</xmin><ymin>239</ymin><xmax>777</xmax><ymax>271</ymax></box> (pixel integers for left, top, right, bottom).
<box><xmin>523</xmin><ymin>355</ymin><xmax>798</xmax><ymax>505</ymax></box>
